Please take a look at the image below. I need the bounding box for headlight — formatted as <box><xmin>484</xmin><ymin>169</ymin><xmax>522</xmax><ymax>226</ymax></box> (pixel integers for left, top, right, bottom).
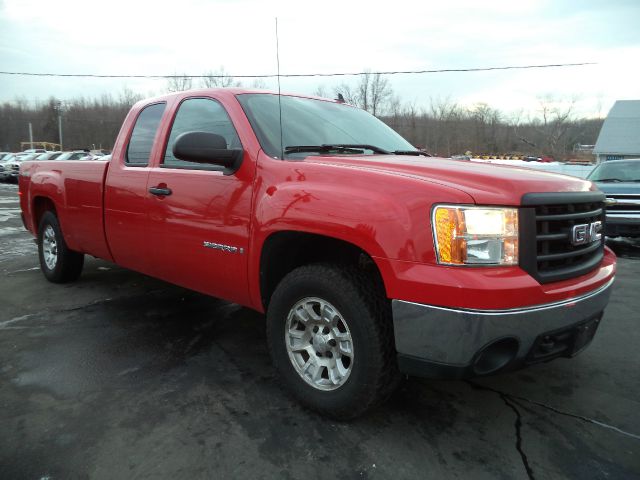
<box><xmin>432</xmin><ymin>205</ymin><xmax>518</xmax><ymax>265</ymax></box>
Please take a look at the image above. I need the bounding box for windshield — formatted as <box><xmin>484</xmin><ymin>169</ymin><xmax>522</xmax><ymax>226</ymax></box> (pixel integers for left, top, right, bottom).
<box><xmin>588</xmin><ymin>160</ymin><xmax>640</xmax><ymax>182</ymax></box>
<box><xmin>236</xmin><ymin>94</ymin><xmax>415</xmax><ymax>159</ymax></box>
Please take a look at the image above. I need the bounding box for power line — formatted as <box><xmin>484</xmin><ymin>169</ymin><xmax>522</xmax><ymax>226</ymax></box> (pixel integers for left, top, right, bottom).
<box><xmin>0</xmin><ymin>62</ymin><xmax>596</xmax><ymax>80</ymax></box>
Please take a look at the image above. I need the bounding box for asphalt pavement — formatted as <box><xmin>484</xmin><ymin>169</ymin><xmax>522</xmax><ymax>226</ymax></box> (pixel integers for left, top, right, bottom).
<box><xmin>1</xmin><ymin>182</ymin><xmax>639</xmax><ymax>480</ymax></box>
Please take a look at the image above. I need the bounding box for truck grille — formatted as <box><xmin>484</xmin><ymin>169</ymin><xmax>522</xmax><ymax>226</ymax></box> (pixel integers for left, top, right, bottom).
<box><xmin>520</xmin><ymin>192</ymin><xmax>606</xmax><ymax>284</ymax></box>
<box><xmin>605</xmin><ymin>194</ymin><xmax>640</xmax><ymax>214</ymax></box>
<box><xmin>603</xmin><ymin>194</ymin><xmax>640</xmax><ymax>237</ymax></box>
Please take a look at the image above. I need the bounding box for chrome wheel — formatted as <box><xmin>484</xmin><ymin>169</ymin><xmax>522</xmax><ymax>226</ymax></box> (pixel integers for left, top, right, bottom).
<box><xmin>42</xmin><ymin>225</ymin><xmax>58</xmax><ymax>270</ymax></box>
<box><xmin>285</xmin><ymin>297</ymin><xmax>354</xmax><ymax>391</ymax></box>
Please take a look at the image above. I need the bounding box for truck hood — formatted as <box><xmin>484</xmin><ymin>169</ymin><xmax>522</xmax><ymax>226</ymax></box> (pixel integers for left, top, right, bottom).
<box><xmin>305</xmin><ymin>155</ymin><xmax>596</xmax><ymax>205</ymax></box>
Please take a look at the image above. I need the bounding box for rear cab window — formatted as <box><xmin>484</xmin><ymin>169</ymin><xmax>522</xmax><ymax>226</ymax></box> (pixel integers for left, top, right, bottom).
<box><xmin>126</xmin><ymin>102</ymin><xmax>166</xmax><ymax>166</ymax></box>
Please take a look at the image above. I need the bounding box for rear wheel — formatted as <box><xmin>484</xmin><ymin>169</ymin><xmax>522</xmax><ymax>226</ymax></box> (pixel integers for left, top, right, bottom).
<box><xmin>38</xmin><ymin>211</ymin><xmax>84</xmax><ymax>283</ymax></box>
<box><xmin>267</xmin><ymin>263</ymin><xmax>399</xmax><ymax>419</ymax></box>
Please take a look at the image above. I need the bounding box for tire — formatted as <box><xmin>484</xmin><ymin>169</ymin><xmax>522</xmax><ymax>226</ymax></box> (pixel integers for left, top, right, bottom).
<box><xmin>267</xmin><ymin>263</ymin><xmax>400</xmax><ymax>419</ymax></box>
<box><xmin>37</xmin><ymin>211</ymin><xmax>84</xmax><ymax>283</ymax></box>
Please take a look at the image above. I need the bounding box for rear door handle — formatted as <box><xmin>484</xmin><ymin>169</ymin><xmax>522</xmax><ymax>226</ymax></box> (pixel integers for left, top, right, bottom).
<box><xmin>149</xmin><ymin>186</ymin><xmax>172</xmax><ymax>196</ymax></box>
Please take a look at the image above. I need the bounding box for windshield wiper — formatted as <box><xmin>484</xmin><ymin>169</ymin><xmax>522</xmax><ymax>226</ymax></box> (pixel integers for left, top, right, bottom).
<box><xmin>391</xmin><ymin>150</ymin><xmax>431</xmax><ymax>157</ymax></box>
<box><xmin>284</xmin><ymin>144</ymin><xmax>390</xmax><ymax>155</ymax></box>
<box><xmin>595</xmin><ymin>178</ymin><xmax>623</xmax><ymax>182</ymax></box>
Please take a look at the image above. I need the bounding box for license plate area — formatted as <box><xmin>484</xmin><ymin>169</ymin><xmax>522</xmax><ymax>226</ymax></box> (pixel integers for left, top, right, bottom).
<box><xmin>525</xmin><ymin>313</ymin><xmax>602</xmax><ymax>364</ymax></box>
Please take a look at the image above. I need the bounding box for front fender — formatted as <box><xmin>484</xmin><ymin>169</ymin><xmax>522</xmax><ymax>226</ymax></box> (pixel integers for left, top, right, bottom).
<box><xmin>255</xmin><ymin>181</ymin><xmax>407</xmax><ymax>258</ymax></box>
<box><xmin>247</xmin><ymin>156</ymin><xmax>474</xmax><ymax>309</ymax></box>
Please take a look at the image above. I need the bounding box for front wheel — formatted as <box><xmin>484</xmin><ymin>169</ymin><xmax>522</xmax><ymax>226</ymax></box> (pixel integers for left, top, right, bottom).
<box><xmin>267</xmin><ymin>264</ymin><xmax>399</xmax><ymax>419</ymax></box>
<box><xmin>38</xmin><ymin>211</ymin><xmax>84</xmax><ymax>283</ymax></box>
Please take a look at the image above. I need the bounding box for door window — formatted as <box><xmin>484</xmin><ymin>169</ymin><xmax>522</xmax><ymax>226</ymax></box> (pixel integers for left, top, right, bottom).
<box><xmin>163</xmin><ymin>98</ymin><xmax>241</xmax><ymax>168</ymax></box>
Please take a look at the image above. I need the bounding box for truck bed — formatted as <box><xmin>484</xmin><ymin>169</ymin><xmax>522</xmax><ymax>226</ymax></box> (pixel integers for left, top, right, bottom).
<box><xmin>20</xmin><ymin>160</ymin><xmax>112</xmax><ymax>261</ymax></box>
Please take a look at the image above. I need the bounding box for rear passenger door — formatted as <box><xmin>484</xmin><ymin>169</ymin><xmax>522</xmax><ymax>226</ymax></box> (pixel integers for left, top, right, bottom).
<box><xmin>104</xmin><ymin>102</ymin><xmax>166</xmax><ymax>275</ymax></box>
<box><xmin>145</xmin><ymin>96</ymin><xmax>255</xmax><ymax>305</ymax></box>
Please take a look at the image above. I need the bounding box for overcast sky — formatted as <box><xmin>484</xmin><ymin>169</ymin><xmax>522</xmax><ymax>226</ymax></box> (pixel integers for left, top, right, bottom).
<box><xmin>1</xmin><ymin>0</ymin><xmax>639</xmax><ymax>119</ymax></box>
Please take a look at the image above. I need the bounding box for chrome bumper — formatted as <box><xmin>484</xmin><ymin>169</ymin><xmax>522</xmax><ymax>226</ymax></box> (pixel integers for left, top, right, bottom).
<box><xmin>392</xmin><ymin>278</ymin><xmax>614</xmax><ymax>377</ymax></box>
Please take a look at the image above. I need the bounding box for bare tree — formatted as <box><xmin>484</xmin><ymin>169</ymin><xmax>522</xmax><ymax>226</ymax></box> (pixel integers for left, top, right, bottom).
<box><xmin>250</xmin><ymin>78</ymin><xmax>268</xmax><ymax>89</ymax></box>
<box><xmin>201</xmin><ymin>66</ymin><xmax>241</xmax><ymax>88</ymax></box>
<box><xmin>509</xmin><ymin>108</ymin><xmax>537</xmax><ymax>152</ymax></box>
<box><xmin>166</xmin><ymin>73</ymin><xmax>193</xmax><ymax>93</ymax></box>
<box><xmin>425</xmin><ymin>96</ymin><xmax>466</xmax><ymax>156</ymax></box>
<box><xmin>469</xmin><ymin>103</ymin><xmax>502</xmax><ymax>152</ymax></box>
<box><xmin>0</xmin><ymin>86</ymin><xmax>603</xmax><ymax>160</ymax></box>
<box><xmin>535</xmin><ymin>95</ymin><xmax>577</xmax><ymax>158</ymax></box>
<box><xmin>314</xmin><ymin>85</ymin><xmax>329</xmax><ymax>98</ymax></box>
<box><xmin>118</xmin><ymin>86</ymin><xmax>143</xmax><ymax>107</ymax></box>
<box><xmin>332</xmin><ymin>71</ymin><xmax>393</xmax><ymax>116</ymax></box>
<box><xmin>357</xmin><ymin>72</ymin><xmax>371</xmax><ymax>112</ymax></box>
<box><xmin>332</xmin><ymin>83</ymin><xmax>359</xmax><ymax>106</ymax></box>
<box><xmin>368</xmin><ymin>73</ymin><xmax>392</xmax><ymax>116</ymax></box>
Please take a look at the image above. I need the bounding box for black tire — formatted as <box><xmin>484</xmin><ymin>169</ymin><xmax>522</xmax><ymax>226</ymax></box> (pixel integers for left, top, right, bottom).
<box><xmin>267</xmin><ymin>263</ymin><xmax>400</xmax><ymax>419</ymax></box>
<box><xmin>37</xmin><ymin>211</ymin><xmax>84</xmax><ymax>283</ymax></box>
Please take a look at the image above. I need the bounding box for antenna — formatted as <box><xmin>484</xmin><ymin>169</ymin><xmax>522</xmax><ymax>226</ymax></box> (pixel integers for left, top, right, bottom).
<box><xmin>275</xmin><ymin>17</ymin><xmax>284</xmax><ymax>160</ymax></box>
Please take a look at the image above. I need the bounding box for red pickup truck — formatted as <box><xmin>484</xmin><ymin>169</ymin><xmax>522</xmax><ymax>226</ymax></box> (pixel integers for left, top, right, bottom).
<box><xmin>19</xmin><ymin>89</ymin><xmax>616</xmax><ymax>418</ymax></box>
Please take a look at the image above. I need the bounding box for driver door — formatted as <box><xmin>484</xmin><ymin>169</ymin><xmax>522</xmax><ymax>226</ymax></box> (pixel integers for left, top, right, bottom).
<box><xmin>145</xmin><ymin>96</ymin><xmax>254</xmax><ymax>305</ymax></box>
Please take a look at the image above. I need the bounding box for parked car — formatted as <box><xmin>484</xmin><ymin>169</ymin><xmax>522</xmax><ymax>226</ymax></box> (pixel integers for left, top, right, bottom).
<box><xmin>55</xmin><ymin>151</ymin><xmax>92</xmax><ymax>161</ymax></box>
<box><xmin>85</xmin><ymin>153</ymin><xmax>108</xmax><ymax>161</ymax></box>
<box><xmin>0</xmin><ymin>152</ymin><xmax>13</xmax><ymax>161</ymax></box>
<box><xmin>34</xmin><ymin>152</ymin><xmax>64</xmax><ymax>161</ymax></box>
<box><xmin>1</xmin><ymin>153</ymin><xmax>39</xmax><ymax>182</ymax></box>
<box><xmin>22</xmin><ymin>148</ymin><xmax>47</xmax><ymax>154</ymax></box>
<box><xmin>588</xmin><ymin>159</ymin><xmax>640</xmax><ymax>237</ymax></box>
<box><xmin>0</xmin><ymin>157</ymin><xmax>11</xmax><ymax>181</ymax></box>
<box><xmin>19</xmin><ymin>89</ymin><xmax>616</xmax><ymax>418</ymax></box>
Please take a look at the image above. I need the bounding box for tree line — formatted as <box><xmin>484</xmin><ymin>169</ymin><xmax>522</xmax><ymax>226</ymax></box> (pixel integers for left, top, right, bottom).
<box><xmin>0</xmin><ymin>68</ymin><xmax>602</xmax><ymax>159</ymax></box>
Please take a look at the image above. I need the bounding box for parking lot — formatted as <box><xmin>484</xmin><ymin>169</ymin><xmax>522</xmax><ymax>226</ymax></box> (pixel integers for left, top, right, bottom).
<box><xmin>0</xmin><ymin>181</ymin><xmax>638</xmax><ymax>480</ymax></box>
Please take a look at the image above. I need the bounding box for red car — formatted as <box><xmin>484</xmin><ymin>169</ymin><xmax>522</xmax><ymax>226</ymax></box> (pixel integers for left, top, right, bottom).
<box><xmin>19</xmin><ymin>89</ymin><xmax>615</xmax><ymax>418</ymax></box>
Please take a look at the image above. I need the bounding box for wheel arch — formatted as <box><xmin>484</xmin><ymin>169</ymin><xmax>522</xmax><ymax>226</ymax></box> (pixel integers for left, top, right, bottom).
<box><xmin>32</xmin><ymin>196</ymin><xmax>57</xmax><ymax>235</ymax></box>
<box><xmin>258</xmin><ymin>230</ymin><xmax>387</xmax><ymax>311</ymax></box>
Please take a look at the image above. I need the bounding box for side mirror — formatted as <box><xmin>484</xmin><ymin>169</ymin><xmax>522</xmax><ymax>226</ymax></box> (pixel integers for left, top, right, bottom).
<box><xmin>172</xmin><ymin>131</ymin><xmax>243</xmax><ymax>174</ymax></box>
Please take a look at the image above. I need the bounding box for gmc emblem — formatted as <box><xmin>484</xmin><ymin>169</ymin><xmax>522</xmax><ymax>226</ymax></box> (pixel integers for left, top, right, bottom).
<box><xmin>571</xmin><ymin>221</ymin><xmax>602</xmax><ymax>246</ymax></box>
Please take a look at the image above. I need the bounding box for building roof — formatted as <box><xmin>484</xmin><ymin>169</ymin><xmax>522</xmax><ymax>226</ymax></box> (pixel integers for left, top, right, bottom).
<box><xmin>593</xmin><ymin>100</ymin><xmax>640</xmax><ymax>155</ymax></box>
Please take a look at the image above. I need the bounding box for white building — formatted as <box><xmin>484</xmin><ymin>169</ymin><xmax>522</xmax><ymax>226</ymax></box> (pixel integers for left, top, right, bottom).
<box><xmin>593</xmin><ymin>100</ymin><xmax>640</xmax><ymax>163</ymax></box>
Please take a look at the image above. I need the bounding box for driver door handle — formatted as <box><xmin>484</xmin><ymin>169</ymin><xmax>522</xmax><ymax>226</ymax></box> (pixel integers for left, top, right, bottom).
<box><xmin>149</xmin><ymin>186</ymin><xmax>172</xmax><ymax>196</ymax></box>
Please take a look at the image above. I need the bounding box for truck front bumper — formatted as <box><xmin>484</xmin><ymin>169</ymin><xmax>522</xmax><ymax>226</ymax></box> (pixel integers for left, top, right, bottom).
<box><xmin>605</xmin><ymin>212</ymin><xmax>640</xmax><ymax>237</ymax></box>
<box><xmin>392</xmin><ymin>277</ymin><xmax>614</xmax><ymax>379</ymax></box>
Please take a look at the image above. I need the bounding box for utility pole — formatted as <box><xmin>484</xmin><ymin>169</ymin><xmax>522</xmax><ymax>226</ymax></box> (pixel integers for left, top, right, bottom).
<box><xmin>54</xmin><ymin>101</ymin><xmax>64</xmax><ymax>150</ymax></box>
<box><xmin>28</xmin><ymin>122</ymin><xmax>33</xmax><ymax>149</ymax></box>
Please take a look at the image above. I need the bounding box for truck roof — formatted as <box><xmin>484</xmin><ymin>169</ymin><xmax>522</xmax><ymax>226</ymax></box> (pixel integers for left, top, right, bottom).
<box><xmin>133</xmin><ymin>88</ymin><xmax>344</xmax><ymax>108</ymax></box>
